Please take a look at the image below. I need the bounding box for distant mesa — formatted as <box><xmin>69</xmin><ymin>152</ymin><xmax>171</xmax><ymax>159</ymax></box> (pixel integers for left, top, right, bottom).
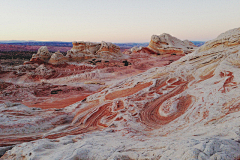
<box><xmin>29</xmin><ymin>41</ymin><xmax>123</xmax><ymax>65</ymax></box>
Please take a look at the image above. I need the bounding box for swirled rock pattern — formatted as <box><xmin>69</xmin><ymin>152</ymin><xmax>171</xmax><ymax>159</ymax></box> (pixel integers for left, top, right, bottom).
<box><xmin>2</xmin><ymin>28</ymin><xmax>240</xmax><ymax>159</ymax></box>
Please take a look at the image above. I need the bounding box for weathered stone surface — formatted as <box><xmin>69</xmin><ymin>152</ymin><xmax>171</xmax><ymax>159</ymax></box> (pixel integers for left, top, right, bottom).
<box><xmin>96</xmin><ymin>41</ymin><xmax>122</xmax><ymax>58</ymax></box>
<box><xmin>0</xmin><ymin>103</ymin><xmax>72</xmax><ymax>147</ymax></box>
<box><xmin>30</xmin><ymin>46</ymin><xmax>52</xmax><ymax>63</ymax></box>
<box><xmin>125</xmin><ymin>33</ymin><xmax>197</xmax><ymax>55</ymax></box>
<box><xmin>71</xmin><ymin>41</ymin><xmax>101</xmax><ymax>54</ymax></box>
<box><xmin>2</xmin><ymin>28</ymin><xmax>240</xmax><ymax>159</ymax></box>
<box><xmin>148</xmin><ymin>33</ymin><xmax>197</xmax><ymax>55</ymax></box>
<box><xmin>48</xmin><ymin>51</ymin><xmax>68</xmax><ymax>65</ymax></box>
<box><xmin>67</xmin><ymin>41</ymin><xmax>122</xmax><ymax>61</ymax></box>
<box><xmin>29</xmin><ymin>41</ymin><xmax>123</xmax><ymax>65</ymax></box>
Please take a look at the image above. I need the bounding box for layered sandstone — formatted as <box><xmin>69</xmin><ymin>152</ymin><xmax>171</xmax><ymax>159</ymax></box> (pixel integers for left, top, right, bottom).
<box><xmin>125</xmin><ymin>33</ymin><xmax>197</xmax><ymax>55</ymax></box>
<box><xmin>1</xmin><ymin>47</ymin><xmax>180</xmax><ymax>109</ymax></box>
<box><xmin>71</xmin><ymin>41</ymin><xmax>101</xmax><ymax>54</ymax></box>
<box><xmin>96</xmin><ymin>41</ymin><xmax>122</xmax><ymax>58</ymax></box>
<box><xmin>2</xmin><ymin>28</ymin><xmax>240</xmax><ymax>159</ymax></box>
<box><xmin>29</xmin><ymin>41</ymin><xmax>122</xmax><ymax>65</ymax></box>
<box><xmin>148</xmin><ymin>33</ymin><xmax>197</xmax><ymax>55</ymax></box>
<box><xmin>66</xmin><ymin>41</ymin><xmax>122</xmax><ymax>60</ymax></box>
<box><xmin>48</xmin><ymin>51</ymin><xmax>68</xmax><ymax>65</ymax></box>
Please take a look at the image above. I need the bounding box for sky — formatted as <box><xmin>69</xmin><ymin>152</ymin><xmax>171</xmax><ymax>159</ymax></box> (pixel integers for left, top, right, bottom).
<box><xmin>1</xmin><ymin>0</ymin><xmax>240</xmax><ymax>43</ymax></box>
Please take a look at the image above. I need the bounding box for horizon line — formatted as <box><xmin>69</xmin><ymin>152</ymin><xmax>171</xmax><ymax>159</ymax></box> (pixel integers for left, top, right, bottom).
<box><xmin>0</xmin><ymin>40</ymin><xmax>207</xmax><ymax>43</ymax></box>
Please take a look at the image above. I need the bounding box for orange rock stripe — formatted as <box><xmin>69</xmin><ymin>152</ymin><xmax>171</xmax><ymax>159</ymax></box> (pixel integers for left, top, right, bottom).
<box><xmin>140</xmin><ymin>82</ymin><xmax>190</xmax><ymax>128</ymax></box>
<box><xmin>105</xmin><ymin>82</ymin><xmax>153</xmax><ymax>100</ymax></box>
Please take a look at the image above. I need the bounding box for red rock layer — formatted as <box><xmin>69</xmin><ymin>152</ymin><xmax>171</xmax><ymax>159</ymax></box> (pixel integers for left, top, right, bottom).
<box><xmin>0</xmin><ymin>39</ymin><xmax>187</xmax><ymax>148</ymax></box>
<box><xmin>105</xmin><ymin>82</ymin><xmax>153</xmax><ymax>100</ymax></box>
<box><xmin>140</xmin><ymin>81</ymin><xmax>190</xmax><ymax>128</ymax></box>
<box><xmin>23</xmin><ymin>94</ymin><xmax>91</xmax><ymax>109</ymax></box>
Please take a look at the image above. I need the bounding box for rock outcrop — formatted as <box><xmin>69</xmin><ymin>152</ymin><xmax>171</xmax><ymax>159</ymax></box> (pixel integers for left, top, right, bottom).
<box><xmin>66</xmin><ymin>41</ymin><xmax>122</xmax><ymax>60</ymax></box>
<box><xmin>71</xmin><ymin>41</ymin><xmax>101</xmax><ymax>54</ymax></box>
<box><xmin>125</xmin><ymin>33</ymin><xmax>197</xmax><ymax>55</ymax></box>
<box><xmin>96</xmin><ymin>41</ymin><xmax>122</xmax><ymax>58</ymax></box>
<box><xmin>48</xmin><ymin>51</ymin><xmax>68</xmax><ymax>65</ymax></box>
<box><xmin>2</xmin><ymin>28</ymin><xmax>240</xmax><ymax>159</ymax></box>
<box><xmin>30</xmin><ymin>46</ymin><xmax>52</xmax><ymax>63</ymax></box>
<box><xmin>29</xmin><ymin>41</ymin><xmax>122</xmax><ymax>65</ymax></box>
<box><xmin>148</xmin><ymin>33</ymin><xmax>197</xmax><ymax>55</ymax></box>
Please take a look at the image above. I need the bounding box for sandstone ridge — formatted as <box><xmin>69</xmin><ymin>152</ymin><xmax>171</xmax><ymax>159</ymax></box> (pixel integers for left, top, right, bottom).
<box><xmin>30</xmin><ymin>41</ymin><xmax>122</xmax><ymax>64</ymax></box>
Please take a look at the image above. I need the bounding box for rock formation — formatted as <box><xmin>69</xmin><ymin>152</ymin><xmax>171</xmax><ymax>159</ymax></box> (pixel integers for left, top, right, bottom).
<box><xmin>48</xmin><ymin>51</ymin><xmax>68</xmax><ymax>65</ymax></box>
<box><xmin>2</xmin><ymin>28</ymin><xmax>240</xmax><ymax>159</ymax></box>
<box><xmin>71</xmin><ymin>41</ymin><xmax>101</xmax><ymax>54</ymax></box>
<box><xmin>29</xmin><ymin>41</ymin><xmax>122</xmax><ymax>65</ymax></box>
<box><xmin>96</xmin><ymin>41</ymin><xmax>122</xmax><ymax>58</ymax></box>
<box><xmin>125</xmin><ymin>33</ymin><xmax>197</xmax><ymax>55</ymax></box>
<box><xmin>66</xmin><ymin>41</ymin><xmax>122</xmax><ymax>60</ymax></box>
<box><xmin>1</xmin><ymin>45</ymin><xmax>180</xmax><ymax>109</ymax></box>
<box><xmin>30</xmin><ymin>46</ymin><xmax>52</xmax><ymax>63</ymax></box>
<box><xmin>148</xmin><ymin>33</ymin><xmax>197</xmax><ymax>55</ymax></box>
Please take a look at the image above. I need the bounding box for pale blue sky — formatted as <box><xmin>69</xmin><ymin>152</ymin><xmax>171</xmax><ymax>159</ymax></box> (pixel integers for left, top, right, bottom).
<box><xmin>1</xmin><ymin>0</ymin><xmax>240</xmax><ymax>42</ymax></box>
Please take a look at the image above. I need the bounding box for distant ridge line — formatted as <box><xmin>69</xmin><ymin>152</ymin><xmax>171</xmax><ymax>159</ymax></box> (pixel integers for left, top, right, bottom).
<box><xmin>0</xmin><ymin>40</ymin><xmax>205</xmax><ymax>47</ymax></box>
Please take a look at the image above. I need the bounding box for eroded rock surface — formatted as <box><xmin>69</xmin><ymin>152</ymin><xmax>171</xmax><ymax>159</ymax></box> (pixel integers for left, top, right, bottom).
<box><xmin>1</xmin><ymin>46</ymin><xmax>181</xmax><ymax>109</ymax></box>
<box><xmin>148</xmin><ymin>33</ymin><xmax>197</xmax><ymax>55</ymax></box>
<box><xmin>30</xmin><ymin>46</ymin><xmax>52</xmax><ymax>63</ymax></box>
<box><xmin>48</xmin><ymin>51</ymin><xmax>68</xmax><ymax>65</ymax></box>
<box><xmin>29</xmin><ymin>41</ymin><xmax>123</xmax><ymax>65</ymax></box>
<box><xmin>125</xmin><ymin>33</ymin><xmax>197</xmax><ymax>56</ymax></box>
<box><xmin>2</xmin><ymin>28</ymin><xmax>240</xmax><ymax>159</ymax></box>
